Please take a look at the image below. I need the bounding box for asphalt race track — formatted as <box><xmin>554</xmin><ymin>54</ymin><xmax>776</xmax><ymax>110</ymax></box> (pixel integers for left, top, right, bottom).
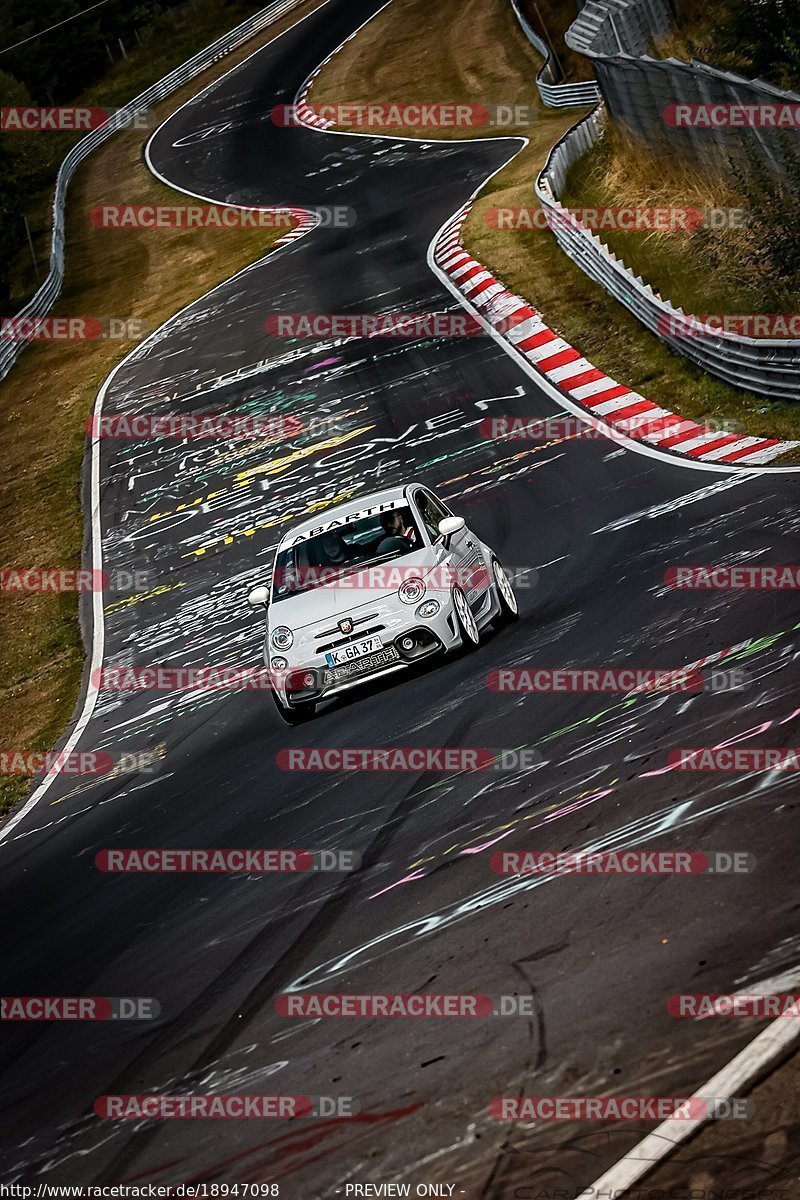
<box><xmin>2</xmin><ymin>0</ymin><xmax>800</xmax><ymax>1191</ymax></box>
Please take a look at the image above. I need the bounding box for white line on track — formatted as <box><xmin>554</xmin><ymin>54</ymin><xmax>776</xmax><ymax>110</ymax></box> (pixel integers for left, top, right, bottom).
<box><xmin>585</xmin><ymin>1015</ymin><xmax>800</xmax><ymax>1197</ymax></box>
<box><xmin>267</xmin><ymin>13</ymin><xmax>800</xmax><ymax>1191</ymax></box>
<box><xmin>4</xmin><ymin>12</ymin><xmax>798</xmax><ymax>1190</ymax></box>
<box><xmin>0</xmin><ymin>0</ymin><xmax>333</xmax><ymax>846</ymax></box>
<box><xmin>590</xmin><ymin>474</ymin><xmax>757</xmax><ymax>532</ymax></box>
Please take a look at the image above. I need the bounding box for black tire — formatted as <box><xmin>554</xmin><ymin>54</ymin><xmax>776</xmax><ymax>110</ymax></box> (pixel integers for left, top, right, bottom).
<box><xmin>491</xmin><ymin>556</ymin><xmax>519</xmax><ymax>625</ymax></box>
<box><xmin>452</xmin><ymin>585</ymin><xmax>481</xmax><ymax>650</ymax></box>
<box><xmin>270</xmin><ymin>687</ymin><xmax>316</xmax><ymax>725</ymax></box>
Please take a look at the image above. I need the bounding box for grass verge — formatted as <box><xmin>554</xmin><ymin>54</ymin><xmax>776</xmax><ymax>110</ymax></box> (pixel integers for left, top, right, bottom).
<box><xmin>559</xmin><ymin>122</ymin><xmax>786</xmax><ymax>314</ymax></box>
<box><xmin>309</xmin><ymin>0</ymin><xmax>800</xmax><ymax>453</ymax></box>
<box><xmin>0</xmin><ymin>0</ymin><xmax>324</xmax><ymax>817</ymax></box>
<box><xmin>560</xmin><ymin>112</ymin><xmax>800</xmax><ymax>320</ymax></box>
<box><xmin>308</xmin><ymin>0</ymin><xmax>558</xmax><ymax>139</ymax></box>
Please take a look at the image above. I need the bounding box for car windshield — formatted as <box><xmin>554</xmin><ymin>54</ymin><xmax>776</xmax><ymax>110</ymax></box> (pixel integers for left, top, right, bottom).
<box><xmin>271</xmin><ymin>505</ymin><xmax>420</xmax><ymax>600</ymax></box>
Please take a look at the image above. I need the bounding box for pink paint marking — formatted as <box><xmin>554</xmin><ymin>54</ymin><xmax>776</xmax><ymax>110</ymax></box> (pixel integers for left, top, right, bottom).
<box><xmin>369</xmin><ymin>868</ymin><xmax>428</xmax><ymax>899</ymax></box>
<box><xmin>460</xmin><ymin>789</ymin><xmax>614</xmax><ymax>856</ymax></box>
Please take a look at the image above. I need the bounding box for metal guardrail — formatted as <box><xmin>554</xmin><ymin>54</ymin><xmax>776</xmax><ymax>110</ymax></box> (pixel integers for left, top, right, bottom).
<box><xmin>565</xmin><ymin>0</ymin><xmax>674</xmax><ymax>58</ymax></box>
<box><xmin>510</xmin><ymin>0</ymin><xmax>599</xmax><ymax>109</ymax></box>
<box><xmin>566</xmin><ymin>0</ymin><xmax>800</xmax><ymax>179</ymax></box>
<box><xmin>0</xmin><ymin>0</ymin><xmax>302</xmax><ymax>383</ymax></box>
<box><xmin>535</xmin><ymin>107</ymin><xmax>800</xmax><ymax>401</ymax></box>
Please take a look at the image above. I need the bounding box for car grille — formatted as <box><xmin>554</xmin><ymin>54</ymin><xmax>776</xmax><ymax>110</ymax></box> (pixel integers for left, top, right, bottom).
<box><xmin>315</xmin><ymin>614</ymin><xmax>385</xmax><ymax>653</ymax></box>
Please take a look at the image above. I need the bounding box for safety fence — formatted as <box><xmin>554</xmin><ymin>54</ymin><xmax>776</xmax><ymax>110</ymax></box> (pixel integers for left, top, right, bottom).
<box><xmin>509</xmin><ymin>0</ymin><xmax>599</xmax><ymax>109</ymax></box>
<box><xmin>566</xmin><ymin>0</ymin><xmax>800</xmax><ymax>177</ymax></box>
<box><xmin>535</xmin><ymin>107</ymin><xmax>800</xmax><ymax>400</ymax></box>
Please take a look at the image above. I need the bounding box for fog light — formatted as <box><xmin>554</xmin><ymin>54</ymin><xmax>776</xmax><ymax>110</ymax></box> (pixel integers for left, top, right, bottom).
<box><xmin>288</xmin><ymin>668</ymin><xmax>317</xmax><ymax>692</ymax></box>
<box><xmin>271</xmin><ymin>657</ymin><xmax>288</xmax><ymax>671</ymax></box>
<box><xmin>416</xmin><ymin>599</ymin><xmax>440</xmax><ymax>619</ymax></box>
<box><xmin>400</xmin><ymin>635</ymin><xmax>415</xmax><ymax>651</ymax></box>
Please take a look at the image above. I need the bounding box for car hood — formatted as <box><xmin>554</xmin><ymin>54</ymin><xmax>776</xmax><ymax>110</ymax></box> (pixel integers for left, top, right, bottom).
<box><xmin>268</xmin><ymin>548</ymin><xmax>442</xmax><ymax>631</ymax></box>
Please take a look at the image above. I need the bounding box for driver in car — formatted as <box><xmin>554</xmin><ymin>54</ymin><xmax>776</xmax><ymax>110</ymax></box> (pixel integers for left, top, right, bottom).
<box><xmin>379</xmin><ymin>509</ymin><xmax>418</xmax><ymax>549</ymax></box>
<box><xmin>318</xmin><ymin>530</ymin><xmax>359</xmax><ymax>567</ymax></box>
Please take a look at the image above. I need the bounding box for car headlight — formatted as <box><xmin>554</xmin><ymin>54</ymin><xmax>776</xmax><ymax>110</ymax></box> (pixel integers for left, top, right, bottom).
<box><xmin>416</xmin><ymin>599</ymin><xmax>440</xmax><ymax>618</ymax></box>
<box><xmin>270</xmin><ymin>625</ymin><xmax>294</xmax><ymax>650</ymax></box>
<box><xmin>398</xmin><ymin>576</ymin><xmax>426</xmax><ymax>605</ymax></box>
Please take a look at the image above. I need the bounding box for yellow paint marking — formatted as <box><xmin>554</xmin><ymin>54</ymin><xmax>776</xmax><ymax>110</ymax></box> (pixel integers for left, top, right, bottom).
<box><xmin>181</xmin><ymin>489</ymin><xmax>360</xmax><ymax>558</ymax></box>
<box><xmin>49</xmin><ymin>742</ymin><xmax>168</xmax><ymax>806</ymax></box>
<box><xmin>105</xmin><ymin>582</ymin><xmax>186</xmax><ymax>614</ymax></box>
<box><xmin>234</xmin><ymin>425</ymin><xmax>374</xmax><ymax>482</ymax></box>
<box><xmin>147</xmin><ymin>428</ymin><xmax>374</xmax><ymax>523</ymax></box>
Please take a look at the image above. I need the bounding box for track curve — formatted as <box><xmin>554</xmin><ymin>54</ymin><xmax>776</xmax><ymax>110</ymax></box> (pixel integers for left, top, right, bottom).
<box><xmin>1</xmin><ymin>0</ymin><xmax>799</xmax><ymax>1192</ymax></box>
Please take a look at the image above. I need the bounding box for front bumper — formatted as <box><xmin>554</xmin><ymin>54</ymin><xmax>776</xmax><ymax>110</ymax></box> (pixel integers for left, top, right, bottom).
<box><xmin>270</xmin><ymin>603</ymin><xmax>462</xmax><ymax>706</ymax></box>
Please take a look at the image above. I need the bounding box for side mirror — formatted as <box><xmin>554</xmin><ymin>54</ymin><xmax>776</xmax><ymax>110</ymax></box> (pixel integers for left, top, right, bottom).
<box><xmin>438</xmin><ymin>516</ymin><xmax>465</xmax><ymax>548</ymax></box>
<box><xmin>247</xmin><ymin>585</ymin><xmax>270</xmax><ymax>607</ymax></box>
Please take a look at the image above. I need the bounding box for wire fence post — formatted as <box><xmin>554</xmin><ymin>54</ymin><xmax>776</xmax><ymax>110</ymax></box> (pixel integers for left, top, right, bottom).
<box><xmin>23</xmin><ymin>216</ymin><xmax>39</xmax><ymax>282</ymax></box>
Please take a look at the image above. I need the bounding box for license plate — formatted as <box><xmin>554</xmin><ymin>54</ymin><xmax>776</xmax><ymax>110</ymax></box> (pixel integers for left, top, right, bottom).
<box><xmin>326</xmin><ymin>646</ymin><xmax>399</xmax><ymax>682</ymax></box>
<box><xmin>325</xmin><ymin>634</ymin><xmax>383</xmax><ymax>667</ymax></box>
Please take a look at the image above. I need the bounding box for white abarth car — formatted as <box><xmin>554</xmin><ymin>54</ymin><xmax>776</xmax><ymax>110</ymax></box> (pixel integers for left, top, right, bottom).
<box><xmin>247</xmin><ymin>484</ymin><xmax>518</xmax><ymax>723</ymax></box>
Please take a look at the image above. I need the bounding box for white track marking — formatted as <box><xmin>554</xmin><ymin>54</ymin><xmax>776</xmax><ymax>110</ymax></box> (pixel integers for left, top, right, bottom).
<box><xmin>585</xmin><ymin>1014</ymin><xmax>800</xmax><ymax>1197</ymax></box>
<box><xmin>591</xmin><ymin>475</ymin><xmax>756</xmax><ymax>532</ymax></box>
<box><xmin>0</xmin><ymin>0</ymin><xmax>333</xmax><ymax>845</ymax></box>
<box><xmin>2</xmin><ymin>12</ymin><xmax>796</xmax><ymax>1194</ymax></box>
